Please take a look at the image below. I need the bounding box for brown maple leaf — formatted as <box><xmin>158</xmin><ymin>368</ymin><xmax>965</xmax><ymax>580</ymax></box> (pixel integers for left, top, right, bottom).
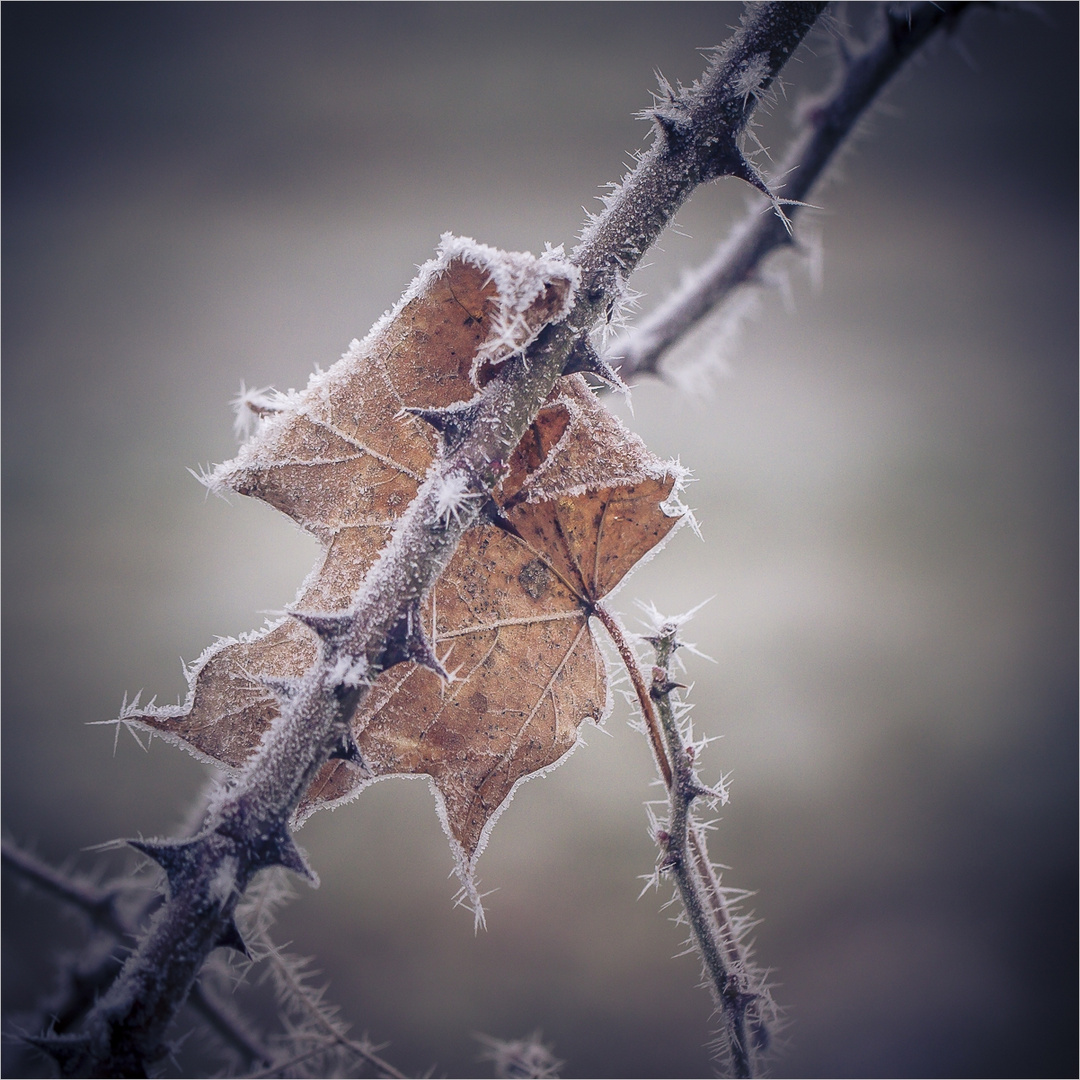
<box><xmin>128</xmin><ymin>236</ymin><xmax>691</xmax><ymax>896</ymax></box>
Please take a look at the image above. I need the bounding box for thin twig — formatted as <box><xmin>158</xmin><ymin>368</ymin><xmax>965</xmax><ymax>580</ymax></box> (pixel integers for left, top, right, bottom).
<box><xmin>596</xmin><ymin>609</ymin><xmax>770</xmax><ymax>1078</ymax></box>
<box><xmin>594</xmin><ymin>603</ymin><xmax>672</xmax><ymax>788</ymax></box>
<box><xmin>651</xmin><ymin>627</ymin><xmax>766</xmax><ymax>1078</ymax></box>
<box><xmin>1</xmin><ymin>839</ymin><xmax>129</xmax><ymax>939</ymax></box>
<box><xmin>187</xmin><ymin>981</ymin><xmax>273</xmax><ymax>1071</ymax></box>
<box><xmin>251</xmin><ymin>941</ymin><xmax>409</xmax><ymax>1080</ymax></box>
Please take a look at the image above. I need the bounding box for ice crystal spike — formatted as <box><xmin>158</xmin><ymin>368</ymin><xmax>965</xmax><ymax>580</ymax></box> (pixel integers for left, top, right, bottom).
<box><xmin>288</xmin><ymin>610</ymin><xmax>354</xmax><ymax>642</ymax></box>
<box><xmin>215</xmin><ymin>917</ymin><xmax>251</xmax><ymax>958</ymax></box>
<box><xmin>562</xmin><ymin>338</ymin><xmax>629</xmax><ymax>394</ymax></box>
<box><xmin>404</xmin><ymin>399</ymin><xmax>483</xmax><ymax>452</ymax></box>
<box><xmin>381</xmin><ymin>600</ymin><xmax>449</xmax><ymax>679</ymax></box>
<box><xmin>128</xmin><ymin>838</ymin><xmax>199</xmax><ymax>894</ymax></box>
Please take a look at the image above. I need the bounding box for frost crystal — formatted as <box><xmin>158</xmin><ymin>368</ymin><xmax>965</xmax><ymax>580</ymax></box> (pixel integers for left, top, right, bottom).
<box><xmin>431</xmin><ymin>471</ymin><xmax>480</xmax><ymax>527</ymax></box>
<box><xmin>231</xmin><ymin>383</ymin><xmax>290</xmax><ymax>441</ymax></box>
<box><xmin>208</xmin><ymin>854</ymin><xmax>239</xmax><ymax>905</ymax></box>
<box><xmin>329</xmin><ymin>654</ymin><xmax>369</xmax><ymax>689</ymax></box>
<box><xmin>733</xmin><ymin>53</ymin><xmax>771</xmax><ymax>106</ymax></box>
<box><xmin>477</xmin><ymin>1031</ymin><xmax>563</xmax><ymax>1079</ymax></box>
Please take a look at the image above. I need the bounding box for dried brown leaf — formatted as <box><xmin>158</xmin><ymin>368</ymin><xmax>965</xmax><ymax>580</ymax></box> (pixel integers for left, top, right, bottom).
<box><xmin>131</xmin><ymin>236</ymin><xmax>689</xmax><ymax>883</ymax></box>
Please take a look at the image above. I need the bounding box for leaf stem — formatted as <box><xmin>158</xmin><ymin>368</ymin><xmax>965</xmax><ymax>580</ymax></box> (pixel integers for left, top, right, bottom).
<box><xmin>593</xmin><ymin>603</ymin><xmax>672</xmax><ymax>787</ymax></box>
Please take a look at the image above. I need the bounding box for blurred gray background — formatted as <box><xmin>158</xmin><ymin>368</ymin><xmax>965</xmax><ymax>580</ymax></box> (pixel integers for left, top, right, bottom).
<box><xmin>3</xmin><ymin>4</ymin><xmax>1076</xmax><ymax>1077</ymax></box>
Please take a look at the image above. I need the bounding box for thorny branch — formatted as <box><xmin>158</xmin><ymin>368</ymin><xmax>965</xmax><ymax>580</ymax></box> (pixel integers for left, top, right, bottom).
<box><xmin>610</xmin><ymin>1</ymin><xmax>969</xmax><ymax>383</ymax></box>
<box><xmin>596</xmin><ymin>609</ymin><xmax>770</xmax><ymax>1078</ymax></box>
<box><xmin>2</xmin><ymin>839</ymin><xmax>273</xmax><ymax>1073</ymax></box>
<box><xmin>29</xmin><ymin>5</ymin><xmax>827</xmax><ymax>1075</ymax></box>
<box><xmin>3</xmin><ymin>839</ymin><xmax>408</xmax><ymax>1078</ymax></box>
<box><xmin>649</xmin><ymin>619</ymin><xmax>768</xmax><ymax>1079</ymax></box>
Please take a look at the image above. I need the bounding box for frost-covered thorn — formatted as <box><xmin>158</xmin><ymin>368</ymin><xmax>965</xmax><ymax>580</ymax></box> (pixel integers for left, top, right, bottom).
<box><xmin>21</xmin><ymin>1032</ymin><xmax>93</xmax><ymax>1073</ymax></box>
<box><xmin>382</xmin><ymin>600</ymin><xmax>449</xmax><ymax>679</ymax></box>
<box><xmin>650</xmin><ymin>106</ymin><xmax>694</xmax><ymax>154</ymax></box>
<box><xmin>705</xmin><ymin>781</ymin><xmax>732</xmax><ymax>810</ymax></box>
<box><xmin>327</xmin><ymin>728</ymin><xmax>369</xmax><ymax>773</ymax></box>
<box><xmin>214</xmin><ymin>916</ymin><xmax>251</xmax><ymax>958</ymax></box>
<box><xmin>476</xmin><ymin>494</ymin><xmax>520</xmax><ymax>536</ymax></box>
<box><xmin>729</xmin><ymin>149</ymin><xmax>775</xmax><ymax>201</ymax></box>
<box><xmin>128</xmin><ymin>838</ymin><xmax>200</xmax><ymax>895</ymax></box>
<box><xmin>288</xmin><ymin>609</ymin><xmax>354</xmax><ymax>643</ymax></box>
<box><xmin>402</xmin><ymin>398</ymin><xmax>482</xmax><ymax>453</ymax></box>
<box><xmin>650</xmin><ymin>667</ymin><xmax>687</xmax><ymax>699</ymax></box>
<box><xmin>258</xmin><ymin>827</ymin><xmax>318</xmax><ymax>886</ymax></box>
<box><xmin>561</xmin><ymin>338</ymin><xmax>630</xmax><ymax>396</ymax></box>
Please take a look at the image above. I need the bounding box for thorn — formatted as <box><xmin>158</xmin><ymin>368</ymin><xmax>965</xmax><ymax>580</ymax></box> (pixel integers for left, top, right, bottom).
<box><xmin>653</xmin><ymin>110</ymin><xmax>681</xmax><ymax>135</ymax></box>
<box><xmin>730</xmin><ymin>151</ymin><xmax>774</xmax><ymax>200</ymax></box>
<box><xmin>21</xmin><ymin>1033</ymin><xmax>91</xmax><ymax>1071</ymax></box>
<box><xmin>215</xmin><ymin>917</ymin><xmax>251</xmax><ymax>958</ymax></box>
<box><xmin>382</xmin><ymin>600</ymin><xmax>449</xmax><ymax>679</ymax></box>
<box><xmin>652</xmin><ymin>109</ymin><xmax>690</xmax><ymax>152</ymax></box>
<box><xmin>289</xmin><ymin>609</ymin><xmax>353</xmax><ymax>642</ymax></box>
<box><xmin>264</xmin><ymin>828</ymin><xmax>319</xmax><ymax>887</ymax></box>
<box><xmin>327</xmin><ymin>728</ymin><xmax>370</xmax><ymax>772</ymax></box>
<box><xmin>402</xmin><ymin>398</ymin><xmax>482</xmax><ymax>453</ymax></box>
<box><xmin>562</xmin><ymin>338</ymin><xmax>630</xmax><ymax>395</ymax></box>
<box><xmin>649</xmin><ymin>668</ymin><xmax>687</xmax><ymax>699</ymax></box>
<box><xmin>128</xmin><ymin>838</ymin><xmax>199</xmax><ymax>894</ymax></box>
<box><xmin>478</xmin><ymin>496</ymin><xmax>524</xmax><ymax>539</ymax></box>
<box><xmin>689</xmin><ymin>780</ymin><xmax>727</xmax><ymax>804</ymax></box>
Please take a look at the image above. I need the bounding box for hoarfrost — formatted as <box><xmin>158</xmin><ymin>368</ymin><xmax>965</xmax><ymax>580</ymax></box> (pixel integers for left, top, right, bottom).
<box><xmin>430</xmin><ymin>471</ymin><xmax>480</xmax><ymax>527</ymax></box>
<box><xmin>208</xmin><ymin>855</ymin><xmax>239</xmax><ymax>905</ymax></box>
<box><xmin>328</xmin><ymin>654</ymin><xmax>369</xmax><ymax>689</ymax></box>
<box><xmin>733</xmin><ymin>53</ymin><xmax>772</xmax><ymax>106</ymax></box>
<box><xmin>231</xmin><ymin>383</ymin><xmax>291</xmax><ymax>442</ymax></box>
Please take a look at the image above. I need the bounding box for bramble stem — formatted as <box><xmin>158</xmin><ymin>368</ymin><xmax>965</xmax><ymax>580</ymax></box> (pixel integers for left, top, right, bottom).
<box><xmin>595</xmin><ymin>609</ymin><xmax>770</xmax><ymax>1078</ymax></box>
<box><xmin>611</xmin><ymin>1</ymin><xmax>968</xmax><ymax>381</ymax></box>
<box><xmin>1</xmin><ymin>838</ymin><xmax>275</xmax><ymax>1073</ymax></box>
